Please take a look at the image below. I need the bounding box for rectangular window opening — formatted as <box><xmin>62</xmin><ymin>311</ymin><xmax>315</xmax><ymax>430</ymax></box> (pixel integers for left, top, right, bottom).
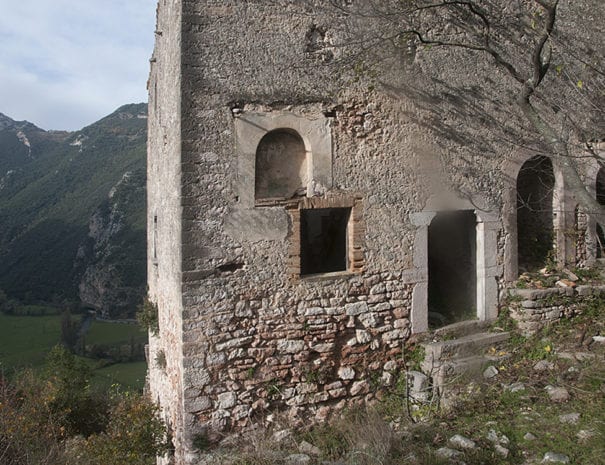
<box><xmin>300</xmin><ymin>207</ymin><xmax>351</xmax><ymax>276</ymax></box>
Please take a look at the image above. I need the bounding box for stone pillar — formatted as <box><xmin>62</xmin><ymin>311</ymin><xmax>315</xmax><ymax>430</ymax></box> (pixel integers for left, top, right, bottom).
<box><xmin>475</xmin><ymin>218</ymin><xmax>501</xmax><ymax>322</ymax></box>
<box><xmin>582</xmin><ymin>162</ymin><xmax>599</xmax><ymax>265</ymax></box>
<box><xmin>410</xmin><ymin>212</ymin><xmax>435</xmax><ymax>333</ymax></box>
<box><xmin>554</xmin><ymin>166</ymin><xmax>576</xmax><ymax>267</ymax></box>
<box><xmin>501</xmin><ymin>181</ymin><xmax>518</xmax><ymax>282</ymax></box>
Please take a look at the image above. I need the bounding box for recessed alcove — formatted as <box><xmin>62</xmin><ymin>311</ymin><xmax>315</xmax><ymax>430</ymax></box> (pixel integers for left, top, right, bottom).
<box><xmin>255</xmin><ymin>129</ymin><xmax>308</xmax><ymax>200</ymax></box>
<box><xmin>516</xmin><ymin>155</ymin><xmax>555</xmax><ymax>272</ymax></box>
<box><xmin>596</xmin><ymin>167</ymin><xmax>605</xmax><ymax>257</ymax></box>
<box><xmin>234</xmin><ymin>110</ymin><xmax>333</xmax><ymax>209</ymax></box>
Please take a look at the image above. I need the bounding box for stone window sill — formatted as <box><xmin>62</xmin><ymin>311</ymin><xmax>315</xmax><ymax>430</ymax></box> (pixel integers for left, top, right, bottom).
<box><xmin>300</xmin><ymin>270</ymin><xmax>359</xmax><ymax>282</ymax></box>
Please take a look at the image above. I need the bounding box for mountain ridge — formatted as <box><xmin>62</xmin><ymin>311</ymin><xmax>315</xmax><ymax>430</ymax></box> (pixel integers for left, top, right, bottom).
<box><xmin>0</xmin><ymin>112</ymin><xmax>42</xmax><ymax>132</ymax></box>
<box><xmin>0</xmin><ymin>104</ymin><xmax>147</xmax><ymax>318</ymax></box>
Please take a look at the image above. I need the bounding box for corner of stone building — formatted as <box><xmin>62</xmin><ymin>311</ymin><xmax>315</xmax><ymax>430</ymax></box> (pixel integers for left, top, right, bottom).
<box><xmin>147</xmin><ymin>0</ymin><xmax>188</xmax><ymax>463</ymax></box>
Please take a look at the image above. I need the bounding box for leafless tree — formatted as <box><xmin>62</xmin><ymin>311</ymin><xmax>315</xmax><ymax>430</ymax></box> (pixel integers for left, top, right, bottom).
<box><xmin>319</xmin><ymin>0</ymin><xmax>605</xmax><ymax>224</ymax></box>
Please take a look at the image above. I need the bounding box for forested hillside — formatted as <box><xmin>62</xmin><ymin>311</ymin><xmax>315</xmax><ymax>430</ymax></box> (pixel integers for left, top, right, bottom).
<box><xmin>0</xmin><ymin>104</ymin><xmax>147</xmax><ymax>318</ymax></box>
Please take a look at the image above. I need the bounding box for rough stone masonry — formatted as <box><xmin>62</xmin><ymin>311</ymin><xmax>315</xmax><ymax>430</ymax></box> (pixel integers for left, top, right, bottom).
<box><xmin>146</xmin><ymin>1</ymin><xmax>605</xmax><ymax>463</ymax></box>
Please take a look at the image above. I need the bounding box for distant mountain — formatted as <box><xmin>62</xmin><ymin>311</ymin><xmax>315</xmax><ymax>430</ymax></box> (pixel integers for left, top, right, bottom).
<box><xmin>0</xmin><ymin>104</ymin><xmax>147</xmax><ymax>318</ymax></box>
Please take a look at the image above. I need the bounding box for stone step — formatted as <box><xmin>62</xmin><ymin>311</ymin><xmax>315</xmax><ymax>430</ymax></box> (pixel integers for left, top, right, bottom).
<box><xmin>421</xmin><ymin>331</ymin><xmax>510</xmax><ymax>372</ymax></box>
<box><xmin>432</xmin><ymin>320</ymin><xmax>491</xmax><ymax>339</ymax></box>
<box><xmin>434</xmin><ymin>353</ymin><xmax>509</xmax><ymax>396</ymax></box>
<box><xmin>435</xmin><ymin>355</ymin><xmax>489</xmax><ymax>385</ymax></box>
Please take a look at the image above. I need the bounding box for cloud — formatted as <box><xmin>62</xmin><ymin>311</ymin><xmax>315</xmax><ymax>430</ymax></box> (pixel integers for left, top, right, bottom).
<box><xmin>0</xmin><ymin>0</ymin><xmax>155</xmax><ymax>130</ymax></box>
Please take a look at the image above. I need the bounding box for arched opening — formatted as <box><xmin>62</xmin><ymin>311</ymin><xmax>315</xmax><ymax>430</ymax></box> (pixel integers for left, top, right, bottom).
<box><xmin>596</xmin><ymin>168</ymin><xmax>605</xmax><ymax>257</ymax></box>
<box><xmin>428</xmin><ymin>210</ymin><xmax>477</xmax><ymax>328</ymax></box>
<box><xmin>516</xmin><ymin>155</ymin><xmax>555</xmax><ymax>272</ymax></box>
<box><xmin>255</xmin><ymin>129</ymin><xmax>308</xmax><ymax>200</ymax></box>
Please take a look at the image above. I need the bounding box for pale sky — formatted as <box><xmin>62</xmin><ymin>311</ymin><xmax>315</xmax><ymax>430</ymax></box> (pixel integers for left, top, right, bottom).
<box><xmin>0</xmin><ymin>0</ymin><xmax>156</xmax><ymax>131</ymax></box>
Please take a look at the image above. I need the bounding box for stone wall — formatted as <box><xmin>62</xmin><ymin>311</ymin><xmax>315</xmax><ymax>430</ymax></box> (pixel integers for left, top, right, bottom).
<box><xmin>508</xmin><ymin>286</ymin><xmax>605</xmax><ymax>335</ymax></box>
<box><xmin>147</xmin><ymin>1</ymin><xmax>604</xmax><ymax>462</ymax></box>
<box><xmin>575</xmin><ymin>207</ymin><xmax>589</xmax><ymax>265</ymax></box>
<box><xmin>146</xmin><ymin>0</ymin><xmax>186</xmax><ymax>462</ymax></box>
<box><xmin>173</xmin><ymin>2</ymin><xmax>446</xmax><ymax>447</ymax></box>
<box><xmin>181</xmin><ymin>272</ymin><xmax>413</xmax><ymax>435</ymax></box>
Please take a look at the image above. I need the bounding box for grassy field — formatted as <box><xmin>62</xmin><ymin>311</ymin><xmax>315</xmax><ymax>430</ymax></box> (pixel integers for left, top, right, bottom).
<box><xmin>0</xmin><ymin>313</ymin><xmax>148</xmax><ymax>390</ymax></box>
<box><xmin>85</xmin><ymin>319</ymin><xmax>147</xmax><ymax>346</ymax></box>
<box><xmin>93</xmin><ymin>360</ymin><xmax>148</xmax><ymax>390</ymax></box>
<box><xmin>0</xmin><ymin>313</ymin><xmax>62</xmax><ymax>371</ymax></box>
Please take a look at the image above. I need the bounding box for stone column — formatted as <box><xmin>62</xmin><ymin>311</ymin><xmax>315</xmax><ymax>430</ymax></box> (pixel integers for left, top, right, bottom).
<box><xmin>475</xmin><ymin>216</ymin><xmax>501</xmax><ymax>322</ymax></box>
<box><xmin>554</xmin><ymin>166</ymin><xmax>576</xmax><ymax>267</ymax></box>
<box><xmin>410</xmin><ymin>212</ymin><xmax>435</xmax><ymax>334</ymax></box>
<box><xmin>501</xmin><ymin>181</ymin><xmax>518</xmax><ymax>282</ymax></box>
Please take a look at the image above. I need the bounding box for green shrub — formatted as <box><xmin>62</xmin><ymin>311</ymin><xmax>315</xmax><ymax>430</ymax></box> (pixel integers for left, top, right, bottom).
<box><xmin>0</xmin><ymin>345</ymin><xmax>108</xmax><ymax>464</ymax></box>
<box><xmin>136</xmin><ymin>297</ymin><xmax>159</xmax><ymax>335</ymax></box>
<box><xmin>572</xmin><ymin>266</ymin><xmax>602</xmax><ymax>282</ymax></box>
<box><xmin>155</xmin><ymin>350</ymin><xmax>167</xmax><ymax>370</ymax></box>
<box><xmin>42</xmin><ymin>345</ymin><xmax>109</xmax><ymax>436</ymax></box>
<box><xmin>0</xmin><ymin>372</ymin><xmax>64</xmax><ymax>465</ymax></box>
<box><xmin>1</xmin><ymin>349</ymin><xmax>169</xmax><ymax>465</ymax></box>
<box><xmin>73</xmin><ymin>390</ymin><xmax>170</xmax><ymax>465</ymax></box>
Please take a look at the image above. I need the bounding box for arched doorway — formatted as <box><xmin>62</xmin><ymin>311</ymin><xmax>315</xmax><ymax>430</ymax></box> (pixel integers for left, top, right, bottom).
<box><xmin>516</xmin><ymin>156</ymin><xmax>555</xmax><ymax>272</ymax></box>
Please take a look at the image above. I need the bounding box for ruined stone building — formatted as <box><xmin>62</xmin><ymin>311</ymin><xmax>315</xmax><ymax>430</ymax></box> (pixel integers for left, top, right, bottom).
<box><xmin>146</xmin><ymin>1</ymin><xmax>604</xmax><ymax>462</ymax></box>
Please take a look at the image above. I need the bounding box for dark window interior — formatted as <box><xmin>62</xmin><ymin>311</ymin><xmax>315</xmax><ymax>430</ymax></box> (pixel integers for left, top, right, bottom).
<box><xmin>597</xmin><ymin>168</ymin><xmax>605</xmax><ymax>258</ymax></box>
<box><xmin>301</xmin><ymin>208</ymin><xmax>350</xmax><ymax>275</ymax></box>
<box><xmin>517</xmin><ymin>155</ymin><xmax>554</xmax><ymax>271</ymax></box>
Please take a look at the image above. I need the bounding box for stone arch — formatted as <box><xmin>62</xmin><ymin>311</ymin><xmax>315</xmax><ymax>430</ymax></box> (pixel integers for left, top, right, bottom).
<box><xmin>595</xmin><ymin>167</ymin><xmax>605</xmax><ymax>257</ymax></box>
<box><xmin>516</xmin><ymin>155</ymin><xmax>555</xmax><ymax>272</ymax></box>
<box><xmin>502</xmin><ymin>152</ymin><xmax>570</xmax><ymax>280</ymax></box>
<box><xmin>254</xmin><ymin>129</ymin><xmax>308</xmax><ymax>200</ymax></box>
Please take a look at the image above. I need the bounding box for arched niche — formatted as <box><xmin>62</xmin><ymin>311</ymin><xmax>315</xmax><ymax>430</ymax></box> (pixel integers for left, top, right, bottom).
<box><xmin>255</xmin><ymin>129</ymin><xmax>308</xmax><ymax>200</ymax></box>
<box><xmin>234</xmin><ymin>111</ymin><xmax>333</xmax><ymax>208</ymax></box>
<box><xmin>516</xmin><ymin>155</ymin><xmax>555</xmax><ymax>272</ymax></box>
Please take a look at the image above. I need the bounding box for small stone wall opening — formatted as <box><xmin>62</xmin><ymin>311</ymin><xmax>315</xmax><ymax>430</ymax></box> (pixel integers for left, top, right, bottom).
<box><xmin>255</xmin><ymin>129</ymin><xmax>308</xmax><ymax>201</ymax></box>
<box><xmin>153</xmin><ymin>214</ymin><xmax>158</xmax><ymax>262</ymax></box>
<box><xmin>428</xmin><ymin>210</ymin><xmax>477</xmax><ymax>328</ymax></box>
<box><xmin>301</xmin><ymin>207</ymin><xmax>350</xmax><ymax>275</ymax></box>
<box><xmin>596</xmin><ymin>168</ymin><xmax>605</xmax><ymax>258</ymax></box>
<box><xmin>517</xmin><ymin>155</ymin><xmax>555</xmax><ymax>271</ymax></box>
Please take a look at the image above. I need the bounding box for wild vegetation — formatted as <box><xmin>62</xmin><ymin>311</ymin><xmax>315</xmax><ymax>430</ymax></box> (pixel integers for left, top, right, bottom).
<box><xmin>0</xmin><ymin>346</ymin><xmax>169</xmax><ymax>465</ymax></box>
